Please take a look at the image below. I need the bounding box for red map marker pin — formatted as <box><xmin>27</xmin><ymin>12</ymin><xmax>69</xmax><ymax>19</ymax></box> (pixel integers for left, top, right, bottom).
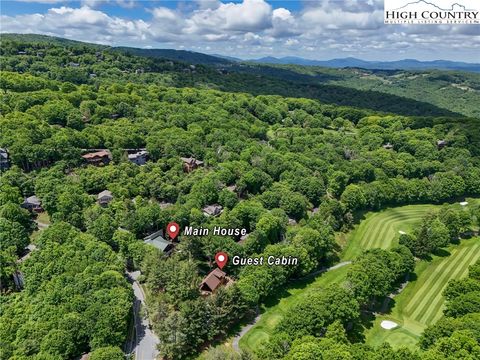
<box><xmin>215</xmin><ymin>252</ymin><xmax>228</xmax><ymax>269</ymax></box>
<box><xmin>167</xmin><ymin>222</ymin><xmax>180</xmax><ymax>240</ymax></box>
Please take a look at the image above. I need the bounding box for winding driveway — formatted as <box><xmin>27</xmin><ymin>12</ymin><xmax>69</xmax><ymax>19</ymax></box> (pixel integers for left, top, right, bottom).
<box><xmin>127</xmin><ymin>271</ymin><xmax>160</xmax><ymax>360</ymax></box>
<box><xmin>232</xmin><ymin>261</ymin><xmax>352</xmax><ymax>352</ymax></box>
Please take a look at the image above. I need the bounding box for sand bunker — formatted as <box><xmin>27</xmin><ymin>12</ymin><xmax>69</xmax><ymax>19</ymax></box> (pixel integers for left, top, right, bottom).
<box><xmin>381</xmin><ymin>320</ymin><xmax>398</xmax><ymax>330</ymax></box>
<box><xmin>399</xmin><ymin>231</ymin><xmax>406</xmax><ymax>235</ymax></box>
<box><xmin>460</xmin><ymin>201</ymin><xmax>468</xmax><ymax>206</ymax></box>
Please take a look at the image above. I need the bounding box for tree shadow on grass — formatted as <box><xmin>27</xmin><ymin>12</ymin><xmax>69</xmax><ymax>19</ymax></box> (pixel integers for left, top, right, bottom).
<box><xmin>433</xmin><ymin>248</ymin><xmax>451</xmax><ymax>258</ymax></box>
<box><xmin>349</xmin><ymin>296</ymin><xmax>398</xmax><ymax>344</ymax></box>
<box><xmin>349</xmin><ymin>310</ymin><xmax>376</xmax><ymax>343</ymax></box>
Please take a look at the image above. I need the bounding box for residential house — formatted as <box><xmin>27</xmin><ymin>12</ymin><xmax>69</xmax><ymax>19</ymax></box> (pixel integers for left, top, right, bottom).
<box><xmin>144</xmin><ymin>230</ymin><xmax>174</xmax><ymax>254</ymax></box>
<box><xmin>82</xmin><ymin>150</ymin><xmax>111</xmax><ymax>166</ymax></box>
<box><xmin>437</xmin><ymin>139</ymin><xmax>448</xmax><ymax>149</ymax></box>
<box><xmin>0</xmin><ymin>148</ymin><xmax>10</xmax><ymax>170</ymax></box>
<box><xmin>21</xmin><ymin>196</ymin><xmax>43</xmax><ymax>213</ymax></box>
<box><xmin>382</xmin><ymin>143</ymin><xmax>394</xmax><ymax>150</ymax></box>
<box><xmin>128</xmin><ymin>150</ymin><xmax>148</xmax><ymax>165</ymax></box>
<box><xmin>203</xmin><ymin>204</ymin><xmax>223</xmax><ymax>217</ymax></box>
<box><xmin>97</xmin><ymin>190</ymin><xmax>113</xmax><ymax>206</ymax></box>
<box><xmin>200</xmin><ymin>268</ymin><xmax>227</xmax><ymax>295</ymax></box>
<box><xmin>181</xmin><ymin>157</ymin><xmax>204</xmax><ymax>173</ymax></box>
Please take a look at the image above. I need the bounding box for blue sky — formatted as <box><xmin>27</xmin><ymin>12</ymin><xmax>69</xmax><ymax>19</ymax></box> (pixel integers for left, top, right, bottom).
<box><xmin>1</xmin><ymin>0</ymin><xmax>479</xmax><ymax>61</ymax></box>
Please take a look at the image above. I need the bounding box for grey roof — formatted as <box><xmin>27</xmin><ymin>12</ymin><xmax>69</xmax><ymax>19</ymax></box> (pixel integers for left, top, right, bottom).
<box><xmin>181</xmin><ymin>157</ymin><xmax>204</xmax><ymax>165</ymax></box>
<box><xmin>0</xmin><ymin>148</ymin><xmax>8</xmax><ymax>159</ymax></box>
<box><xmin>203</xmin><ymin>204</ymin><xmax>223</xmax><ymax>216</ymax></box>
<box><xmin>143</xmin><ymin>230</ymin><xmax>164</xmax><ymax>241</ymax></box>
<box><xmin>25</xmin><ymin>196</ymin><xmax>41</xmax><ymax>206</ymax></box>
<box><xmin>144</xmin><ymin>232</ymin><xmax>172</xmax><ymax>252</ymax></box>
<box><xmin>97</xmin><ymin>190</ymin><xmax>112</xmax><ymax>199</ymax></box>
<box><xmin>128</xmin><ymin>150</ymin><xmax>148</xmax><ymax>160</ymax></box>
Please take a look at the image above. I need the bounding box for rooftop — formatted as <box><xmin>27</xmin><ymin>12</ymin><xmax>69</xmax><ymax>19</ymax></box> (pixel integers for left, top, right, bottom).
<box><xmin>82</xmin><ymin>150</ymin><xmax>110</xmax><ymax>159</ymax></box>
<box><xmin>181</xmin><ymin>157</ymin><xmax>204</xmax><ymax>165</ymax></box>
<box><xmin>128</xmin><ymin>150</ymin><xmax>148</xmax><ymax>159</ymax></box>
<box><xmin>24</xmin><ymin>195</ymin><xmax>41</xmax><ymax>205</ymax></box>
<box><xmin>144</xmin><ymin>230</ymin><xmax>164</xmax><ymax>241</ymax></box>
<box><xmin>97</xmin><ymin>190</ymin><xmax>112</xmax><ymax>199</ymax></box>
<box><xmin>203</xmin><ymin>204</ymin><xmax>223</xmax><ymax>216</ymax></box>
<box><xmin>145</xmin><ymin>234</ymin><xmax>173</xmax><ymax>252</ymax></box>
<box><xmin>200</xmin><ymin>268</ymin><xmax>226</xmax><ymax>292</ymax></box>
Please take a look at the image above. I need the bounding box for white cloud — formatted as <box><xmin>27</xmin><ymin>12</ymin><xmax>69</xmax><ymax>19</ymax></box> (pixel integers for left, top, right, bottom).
<box><xmin>185</xmin><ymin>0</ymin><xmax>272</xmax><ymax>36</ymax></box>
<box><xmin>81</xmin><ymin>0</ymin><xmax>136</xmax><ymax>8</ymax></box>
<box><xmin>1</xmin><ymin>0</ymin><xmax>479</xmax><ymax>61</ymax></box>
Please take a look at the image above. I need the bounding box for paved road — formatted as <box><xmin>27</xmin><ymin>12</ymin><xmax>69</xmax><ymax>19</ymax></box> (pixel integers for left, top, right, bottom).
<box><xmin>231</xmin><ymin>261</ymin><xmax>352</xmax><ymax>352</ymax></box>
<box><xmin>127</xmin><ymin>271</ymin><xmax>160</xmax><ymax>360</ymax></box>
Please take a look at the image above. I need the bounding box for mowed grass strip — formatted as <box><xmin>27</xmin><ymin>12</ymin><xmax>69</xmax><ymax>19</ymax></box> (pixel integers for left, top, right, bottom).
<box><xmin>365</xmin><ymin>237</ymin><xmax>480</xmax><ymax>349</ymax></box>
<box><xmin>342</xmin><ymin>204</ymin><xmax>436</xmax><ymax>260</ymax></box>
<box><xmin>363</xmin><ymin>209</ymin><xmax>426</xmax><ymax>249</ymax></box>
<box><xmin>407</xmin><ymin>242</ymin><xmax>480</xmax><ymax>325</ymax></box>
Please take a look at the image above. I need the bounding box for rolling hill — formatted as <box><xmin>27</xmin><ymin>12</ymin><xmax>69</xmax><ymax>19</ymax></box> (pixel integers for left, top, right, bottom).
<box><xmin>250</xmin><ymin>56</ymin><xmax>480</xmax><ymax>72</ymax></box>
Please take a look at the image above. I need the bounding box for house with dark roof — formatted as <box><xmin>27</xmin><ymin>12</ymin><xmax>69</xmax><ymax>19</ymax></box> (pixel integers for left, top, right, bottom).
<box><xmin>200</xmin><ymin>268</ymin><xmax>227</xmax><ymax>295</ymax></box>
<box><xmin>97</xmin><ymin>190</ymin><xmax>113</xmax><ymax>206</ymax></box>
<box><xmin>82</xmin><ymin>150</ymin><xmax>111</xmax><ymax>166</ymax></box>
<box><xmin>0</xmin><ymin>148</ymin><xmax>10</xmax><ymax>170</ymax></box>
<box><xmin>21</xmin><ymin>196</ymin><xmax>43</xmax><ymax>213</ymax></box>
<box><xmin>181</xmin><ymin>157</ymin><xmax>204</xmax><ymax>173</ymax></box>
<box><xmin>144</xmin><ymin>230</ymin><xmax>174</xmax><ymax>255</ymax></box>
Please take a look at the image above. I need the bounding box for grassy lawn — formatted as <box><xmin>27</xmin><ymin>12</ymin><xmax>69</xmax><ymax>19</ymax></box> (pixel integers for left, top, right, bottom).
<box><xmin>365</xmin><ymin>236</ymin><xmax>480</xmax><ymax>349</ymax></box>
<box><xmin>341</xmin><ymin>204</ymin><xmax>438</xmax><ymax>260</ymax></box>
<box><xmin>30</xmin><ymin>212</ymin><xmax>51</xmax><ymax>242</ymax></box>
<box><xmin>36</xmin><ymin>212</ymin><xmax>51</xmax><ymax>225</ymax></box>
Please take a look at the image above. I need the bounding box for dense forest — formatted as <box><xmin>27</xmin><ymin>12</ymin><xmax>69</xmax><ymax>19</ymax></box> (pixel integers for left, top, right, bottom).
<box><xmin>1</xmin><ymin>35</ymin><xmax>479</xmax><ymax>360</ymax></box>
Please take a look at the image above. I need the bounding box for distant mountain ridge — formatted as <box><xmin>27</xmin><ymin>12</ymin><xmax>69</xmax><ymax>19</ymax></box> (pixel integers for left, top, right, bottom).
<box><xmin>2</xmin><ymin>33</ymin><xmax>478</xmax><ymax>72</ymax></box>
<box><xmin>113</xmin><ymin>47</ymin><xmax>233</xmax><ymax>66</ymax></box>
<box><xmin>249</xmin><ymin>56</ymin><xmax>480</xmax><ymax>72</ymax></box>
